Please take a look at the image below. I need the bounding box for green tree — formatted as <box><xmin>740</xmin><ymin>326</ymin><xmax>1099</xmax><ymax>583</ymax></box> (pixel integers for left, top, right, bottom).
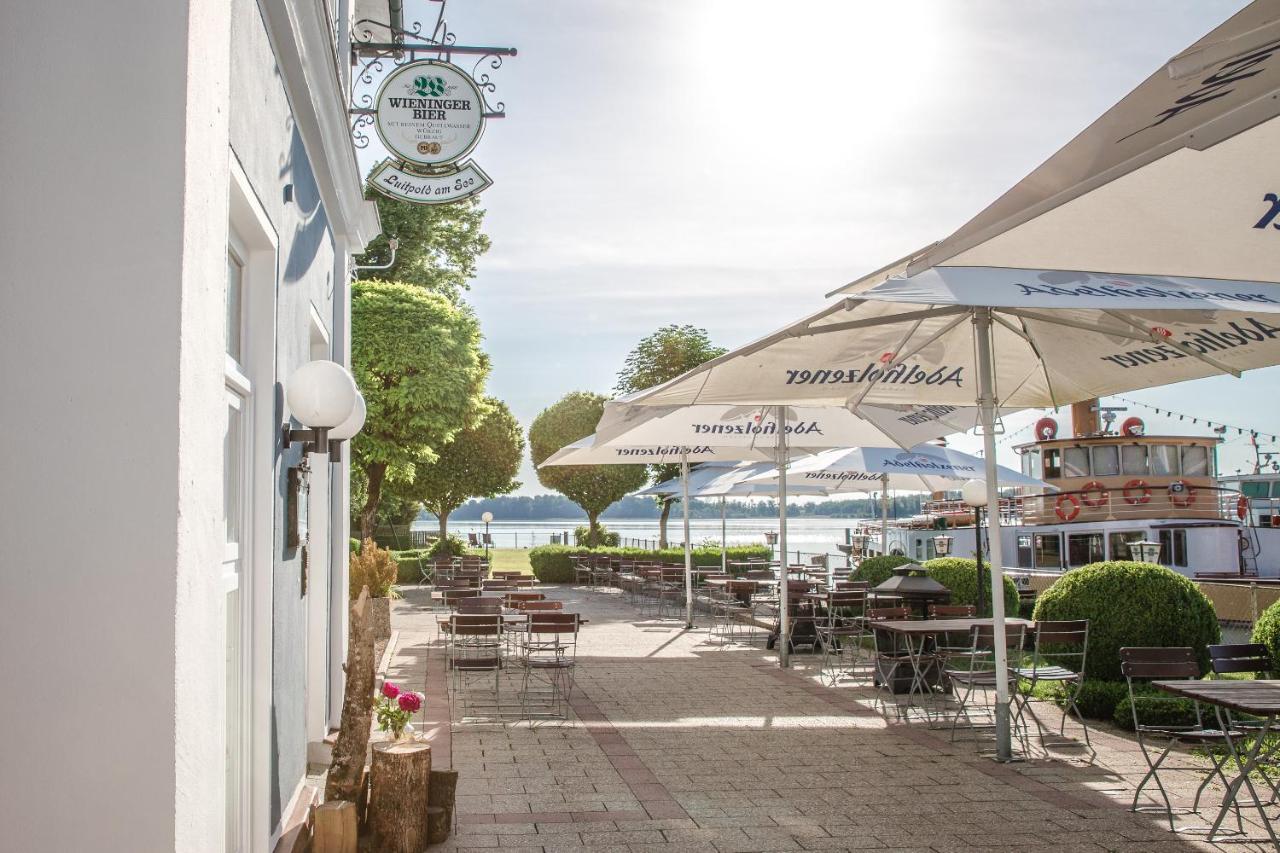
<box><xmin>350</xmin><ymin>280</ymin><xmax>489</xmax><ymax>540</ymax></box>
<box><xmin>355</xmin><ymin>194</ymin><xmax>491</xmax><ymax>302</ymax></box>
<box><xmin>529</xmin><ymin>392</ymin><xmax>647</xmax><ymax>545</ymax></box>
<box><xmin>614</xmin><ymin>325</ymin><xmax>727</xmax><ymax>547</ymax></box>
<box><xmin>408</xmin><ymin>397</ymin><xmax>525</xmax><ymax>540</ymax></box>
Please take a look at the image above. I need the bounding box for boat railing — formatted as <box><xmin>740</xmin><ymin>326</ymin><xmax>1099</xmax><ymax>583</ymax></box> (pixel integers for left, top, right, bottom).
<box><xmin>921</xmin><ymin>484</ymin><xmax>1252</xmax><ymax>527</ymax></box>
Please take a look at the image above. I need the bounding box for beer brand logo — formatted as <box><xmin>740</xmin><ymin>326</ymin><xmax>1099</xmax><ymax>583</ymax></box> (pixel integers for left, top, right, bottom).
<box><xmin>414</xmin><ymin>76</ymin><xmax>447</xmax><ymax>97</ymax></box>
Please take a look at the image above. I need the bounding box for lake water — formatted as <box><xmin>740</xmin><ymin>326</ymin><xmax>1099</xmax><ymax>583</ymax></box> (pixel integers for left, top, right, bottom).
<box><xmin>411</xmin><ymin>517</ymin><xmax>866</xmax><ymax>559</ymax></box>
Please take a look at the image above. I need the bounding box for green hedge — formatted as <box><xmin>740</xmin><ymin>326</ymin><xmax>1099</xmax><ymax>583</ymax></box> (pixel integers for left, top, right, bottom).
<box><xmin>1253</xmin><ymin>598</ymin><xmax>1280</xmax><ymax>672</ymax></box>
<box><xmin>526</xmin><ymin>544</ymin><xmax>774</xmax><ymax>584</ymax></box>
<box><xmin>389</xmin><ymin>548</ymin><xmax>431</xmax><ymax>584</ymax></box>
<box><xmin>921</xmin><ymin>557</ymin><xmax>1019</xmax><ymax>618</ymax></box>
<box><xmin>850</xmin><ymin>554</ymin><xmax>912</xmax><ymax>586</ymax></box>
<box><xmin>1033</xmin><ymin>561</ymin><xmax>1220</xmax><ymax>682</ymax></box>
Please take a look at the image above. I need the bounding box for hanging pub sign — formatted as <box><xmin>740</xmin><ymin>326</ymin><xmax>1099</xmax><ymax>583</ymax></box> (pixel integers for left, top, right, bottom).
<box><xmin>368</xmin><ymin>159</ymin><xmax>493</xmax><ymax>204</ymax></box>
<box><xmin>369</xmin><ymin>59</ymin><xmax>494</xmax><ymax>205</ymax></box>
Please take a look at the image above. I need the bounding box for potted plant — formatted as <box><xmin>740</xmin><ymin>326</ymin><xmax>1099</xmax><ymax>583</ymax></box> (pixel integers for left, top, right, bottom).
<box><xmin>350</xmin><ymin>538</ymin><xmax>399</xmax><ymax>642</ymax></box>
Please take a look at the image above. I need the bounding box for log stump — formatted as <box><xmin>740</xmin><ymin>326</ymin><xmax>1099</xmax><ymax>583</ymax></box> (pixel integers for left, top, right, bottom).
<box><xmin>326</xmin><ymin>588</ymin><xmax>375</xmax><ymax>804</ymax></box>
<box><xmin>424</xmin><ymin>807</ymin><xmax>448</xmax><ymax>845</ymax></box>
<box><xmin>427</xmin><ymin>768</ymin><xmax>459</xmax><ymax>843</ymax></box>
<box><xmin>313</xmin><ymin>801</ymin><xmax>358</xmax><ymax>853</ymax></box>
<box><xmin>369</xmin><ymin>741</ymin><xmax>432</xmax><ymax>853</ymax></box>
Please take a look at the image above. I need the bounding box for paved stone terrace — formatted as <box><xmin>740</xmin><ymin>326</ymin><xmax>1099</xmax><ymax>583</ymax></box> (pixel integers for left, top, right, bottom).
<box><xmin>387</xmin><ymin>584</ymin><xmax>1277</xmax><ymax>852</ymax></box>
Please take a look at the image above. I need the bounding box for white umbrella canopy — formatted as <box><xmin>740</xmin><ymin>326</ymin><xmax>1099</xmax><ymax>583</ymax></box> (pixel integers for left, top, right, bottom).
<box><xmin>640</xmin><ymin>461</ymin><xmax>827</xmax><ymax>497</ymax></box>
<box><xmin>756</xmin><ymin>445</ymin><xmax>1052</xmax><ymax>493</ymax></box>
<box><xmin>538</xmin><ymin>434</ymin><xmax>775</xmax><ymax>468</ymax></box>
<box><xmin>830</xmin><ymin>1</ymin><xmax>1280</xmax><ymax>298</ymax></box>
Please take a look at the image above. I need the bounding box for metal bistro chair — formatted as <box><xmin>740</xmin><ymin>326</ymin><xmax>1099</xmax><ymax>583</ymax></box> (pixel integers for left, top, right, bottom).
<box><xmin>520</xmin><ymin>612</ymin><xmax>581</xmax><ymax>719</ymax></box>
<box><xmin>708</xmin><ymin>579</ymin><xmax>753</xmax><ymax>644</ymax></box>
<box><xmin>945</xmin><ymin>623</ymin><xmax>1027</xmax><ymax>747</ymax></box>
<box><xmin>1011</xmin><ymin>620</ymin><xmax>1091</xmax><ymax>750</ymax></box>
<box><xmin>590</xmin><ymin>554</ymin><xmax>615</xmax><ymax>590</ymax></box>
<box><xmin>867</xmin><ymin>606</ymin><xmax>916</xmax><ymax>720</ymax></box>
<box><xmin>448</xmin><ymin>613</ymin><xmax>505</xmax><ymax>720</ymax></box>
<box><xmin>817</xmin><ymin>589</ymin><xmax>870</xmax><ymax>685</ymax></box>
<box><xmin>1209</xmin><ymin>643</ymin><xmax>1280</xmax><ymax>802</ymax></box>
<box><xmin>572</xmin><ymin>555</ymin><xmax>593</xmax><ymax>587</ymax></box>
<box><xmin>1119</xmin><ymin>647</ymin><xmax>1246</xmax><ymax>833</ymax></box>
<box><xmin>927</xmin><ymin>603</ymin><xmax>978</xmax><ymax>662</ymax></box>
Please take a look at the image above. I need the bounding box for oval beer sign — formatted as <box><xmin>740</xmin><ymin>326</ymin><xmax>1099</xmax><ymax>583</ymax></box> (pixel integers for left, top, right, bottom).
<box><xmin>374</xmin><ymin>60</ymin><xmax>485</xmax><ymax>168</ymax></box>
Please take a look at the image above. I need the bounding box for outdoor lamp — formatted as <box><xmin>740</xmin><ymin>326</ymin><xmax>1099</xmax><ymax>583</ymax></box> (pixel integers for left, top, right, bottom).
<box><xmin>324</xmin><ymin>392</ymin><xmax>366</xmax><ymax>461</ymax></box>
<box><xmin>932</xmin><ymin>534</ymin><xmax>953</xmax><ymax>557</ymax></box>
<box><xmin>850</xmin><ymin>533</ymin><xmax>870</xmax><ymax>555</ymax></box>
<box><xmin>481</xmin><ymin>511</ymin><xmax>494</xmax><ymax>524</ymax></box>
<box><xmin>961</xmin><ymin>478</ymin><xmax>989</xmax><ymax>507</ymax></box>
<box><xmin>281</xmin><ymin>360</ymin><xmax>359</xmax><ymax>455</ymax></box>
<box><xmin>1129</xmin><ymin>539</ymin><xmax>1163</xmax><ymax>563</ymax></box>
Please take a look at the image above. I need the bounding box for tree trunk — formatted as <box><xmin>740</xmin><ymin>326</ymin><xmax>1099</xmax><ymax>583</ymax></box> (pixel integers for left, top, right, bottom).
<box><xmin>369</xmin><ymin>741</ymin><xmax>432</xmax><ymax>853</ymax></box>
<box><xmin>326</xmin><ymin>588</ymin><xmax>375</xmax><ymax>804</ymax></box>
<box><xmin>438</xmin><ymin>509</ymin><xmax>449</xmax><ymax>542</ymax></box>
<box><xmin>313</xmin><ymin>801</ymin><xmax>358</xmax><ymax>853</ymax></box>
<box><xmin>360</xmin><ymin>462</ymin><xmax>387</xmax><ymax>543</ymax></box>
<box><xmin>427</xmin><ymin>768</ymin><xmax>459</xmax><ymax>843</ymax></box>
<box><xmin>658</xmin><ymin>498</ymin><xmax>673</xmax><ymax>549</ymax></box>
<box><xmin>586</xmin><ymin>511</ymin><xmax>600</xmax><ymax>547</ymax></box>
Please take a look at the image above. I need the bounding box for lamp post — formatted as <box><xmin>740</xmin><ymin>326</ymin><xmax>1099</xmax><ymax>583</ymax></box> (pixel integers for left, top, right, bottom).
<box><xmin>961</xmin><ymin>479</ymin><xmax>989</xmax><ymax>616</ymax></box>
<box><xmin>481</xmin><ymin>511</ymin><xmax>493</xmax><ymax>562</ymax></box>
<box><xmin>1129</xmin><ymin>539</ymin><xmax>1162</xmax><ymax>564</ymax></box>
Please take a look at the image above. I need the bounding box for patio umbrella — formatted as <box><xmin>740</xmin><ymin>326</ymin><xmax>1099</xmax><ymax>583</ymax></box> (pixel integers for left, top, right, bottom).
<box><xmin>622</xmin><ymin>269</ymin><xmax>1280</xmax><ymax>758</ymax></box>
<box><xmin>593</xmin><ymin>400</ymin><xmax>989</xmax><ymax>661</ymax></box>
<box><xmin>827</xmin><ymin>1</ymin><xmax>1280</xmax><ymax>299</ymax></box>
<box><xmin>538</xmin><ymin>434</ymin><xmax>776</xmax><ymax>467</ymax></box>
<box><xmin>744</xmin><ymin>444</ymin><xmax>1052</xmax><ymax>556</ymax></box>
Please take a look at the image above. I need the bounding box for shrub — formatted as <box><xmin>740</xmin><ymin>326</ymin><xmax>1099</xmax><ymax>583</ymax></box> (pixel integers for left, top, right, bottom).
<box><xmin>349</xmin><ymin>538</ymin><xmax>398</xmax><ymax>598</ymax></box>
<box><xmin>574</xmin><ymin>524</ymin><xmax>620</xmax><ymax>547</ymax></box>
<box><xmin>1033</xmin><ymin>561</ymin><xmax>1220</xmax><ymax>682</ymax></box>
<box><xmin>921</xmin><ymin>557</ymin><xmax>1019</xmax><ymax>617</ymax></box>
<box><xmin>1113</xmin><ymin>693</ymin><xmax>1199</xmax><ymax>731</ymax></box>
<box><xmin>349</xmin><ymin>538</ymin><xmax>360</xmax><ymax>554</ymax></box>
<box><xmin>426</xmin><ymin>535</ymin><xmax>472</xmax><ymax>559</ymax></box>
<box><xmin>389</xmin><ymin>548</ymin><xmax>430</xmax><ymax>584</ymax></box>
<box><xmin>1252</xmin><ymin>598</ymin><xmax>1280</xmax><ymax>671</ymax></box>
<box><xmin>525</xmin><ymin>543</ymin><xmax>774</xmax><ymax>584</ymax></box>
<box><xmin>850</xmin><ymin>554</ymin><xmax>912</xmax><ymax>587</ymax></box>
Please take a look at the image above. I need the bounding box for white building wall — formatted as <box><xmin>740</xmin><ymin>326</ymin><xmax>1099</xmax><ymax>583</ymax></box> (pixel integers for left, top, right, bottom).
<box><xmin>0</xmin><ymin>0</ymin><xmax>230</xmax><ymax>850</ymax></box>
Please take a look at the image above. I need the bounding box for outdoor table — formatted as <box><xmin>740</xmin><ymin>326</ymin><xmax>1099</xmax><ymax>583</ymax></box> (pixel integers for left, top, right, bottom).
<box><xmin>872</xmin><ymin>618</ymin><xmax>1035</xmax><ymax>712</ymax></box>
<box><xmin>1152</xmin><ymin>679</ymin><xmax>1280</xmax><ymax>847</ymax></box>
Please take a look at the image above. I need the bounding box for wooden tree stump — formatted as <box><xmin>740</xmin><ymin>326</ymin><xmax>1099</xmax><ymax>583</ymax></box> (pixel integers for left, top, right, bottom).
<box><xmin>369</xmin><ymin>741</ymin><xmax>432</xmax><ymax>853</ymax></box>
<box><xmin>313</xmin><ymin>801</ymin><xmax>358</xmax><ymax>853</ymax></box>
<box><xmin>425</xmin><ymin>807</ymin><xmax>448</xmax><ymax>845</ymax></box>
<box><xmin>427</xmin><ymin>768</ymin><xmax>459</xmax><ymax>842</ymax></box>
<box><xmin>326</xmin><ymin>588</ymin><xmax>376</xmax><ymax>804</ymax></box>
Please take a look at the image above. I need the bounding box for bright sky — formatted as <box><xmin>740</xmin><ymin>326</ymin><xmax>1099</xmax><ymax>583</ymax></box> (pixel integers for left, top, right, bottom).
<box><xmin>361</xmin><ymin>0</ymin><xmax>1280</xmax><ymax>495</ymax></box>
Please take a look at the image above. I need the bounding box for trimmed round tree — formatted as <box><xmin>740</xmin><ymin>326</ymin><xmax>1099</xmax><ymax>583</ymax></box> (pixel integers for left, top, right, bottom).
<box><xmin>1251</xmin><ymin>599</ymin><xmax>1280</xmax><ymax>671</ymax></box>
<box><xmin>529</xmin><ymin>392</ymin><xmax>647</xmax><ymax>546</ymax></box>
<box><xmin>921</xmin><ymin>557</ymin><xmax>1019</xmax><ymax>617</ymax></box>
<box><xmin>1032</xmin><ymin>561</ymin><xmax>1220</xmax><ymax>681</ymax></box>
<box><xmin>850</xmin><ymin>554</ymin><xmax>912</xmax><ymax>587</ymax></box>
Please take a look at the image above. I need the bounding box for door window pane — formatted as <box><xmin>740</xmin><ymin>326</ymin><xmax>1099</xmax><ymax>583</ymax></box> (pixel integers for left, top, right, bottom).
<box><xmin>223</xmin><ymin>397</ymin><xmax>242</xmax><ymax>545</ymax></box>
<box><xmin>1182</xmin><ymin>445</ymin><xmax>1210</xmax><ymax>476</ymax></box>
<box><xmin>1121</xmin><ymin>445</ymin><xmax>1149</xmax><ymax>476</ymax></box>
<box><xmin>1034</xmin><ymin>534</ymin><xmax>1063</xmax><ymax>568</ymax></box>
<box><xmin>1068</xmin><ymin>533</ymin><xmax>1104</xmax><ymax>567</ymax></box>
<box><xmin>1063</xmin><ymin>447</ymin><xmax>1089</xmax><ymax>478</ymax></box>
<box><xmin>226</xmin><ymin>251</ymin><xmax>244</xmax><ymax>361</ymax></box>
<box><xmin>1158</xmin><ymin>529</ymin><xmax>1188</xmax><ymax>567</ymax></box>
<box><xmin>1022</xmin><ymin>448</ymin><xmax>1040</xmax><ymax>479</ymax></box>
<box><xmin>1109</xmin><ymin>530</ymin><xmax>1144</xmax><ymax>561</ymax></box>
<box><xmin>1016</xmin><ymin>535</ymin><xmax>1033</xmax><ymax>568</ymax></box>
<box><xmin>1242</xmin><ymin>481</ymin><xmax>1270</xmax><ymax>499</ymax></box>
<box><xmin>1091</xmin><ymin>446</ymin><xmax>1119</xmax><ymax>477</ymax></box>
<box><xmin>1043</xmin><ymin>448</ymin><xmax>1062</xmax><ymax>479</ymax></box>
<box><xmin>1150</xmin><ymin>445</ymin><xmax>1179</xmax><ymax>476</ymax></box>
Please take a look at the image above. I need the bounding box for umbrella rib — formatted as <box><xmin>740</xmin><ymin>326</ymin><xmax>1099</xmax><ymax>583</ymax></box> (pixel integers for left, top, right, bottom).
<box><xmin>843</xmin><ymin>312</ymin><xmax>931</xmax><ymax>414</ymax></box>
<box><xmin>991</xmin><ymin>312</ymin><xmax>1060</xmax><ymax>410</ymax></box>
<box><xmin>1002</xmin><ymin>308</ymin><xmax>1162</xmax><ymax>342</ymax></box>
<box><xmin>799</xmin><ymin>304</ymin><xmax>969</xmax><ymax>337</ymax></box>
<box><xmin>1100</xmin><ymin>309</ymin><xmax>1243</xmax><ymax>378</ymax></box>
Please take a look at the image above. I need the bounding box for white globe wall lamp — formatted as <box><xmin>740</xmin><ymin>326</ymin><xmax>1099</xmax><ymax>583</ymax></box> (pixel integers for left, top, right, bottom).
<box><xmin>281</xmin><ymin>360</ymin><xmax>361</xmax><ymax>455</ymax></box>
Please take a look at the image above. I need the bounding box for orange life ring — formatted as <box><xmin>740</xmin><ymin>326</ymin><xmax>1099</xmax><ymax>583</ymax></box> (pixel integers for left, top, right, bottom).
<box><xmin>1055</xmin><ymin>493</ymin><xmax>1082</xmax><ymax>522</ymax></box>
<box><xmin>1169</xmin><ymin>481</ymin><xmax>1197</xmax><ymax>508</ymax></box>
<box><xmin>1237</xmin><ymin>495</ymin><xmax>1250</xmax><ymax>520</ymax></box>
<box><xmin>1081</xmin><ymin>481</ymin><xmax>1110</xmax><ymax>507</ymax></box>
<box><xmin>1123</xmin><ymin>479</ymin><xmax>1152</xmax><ymax>505</ymax></box>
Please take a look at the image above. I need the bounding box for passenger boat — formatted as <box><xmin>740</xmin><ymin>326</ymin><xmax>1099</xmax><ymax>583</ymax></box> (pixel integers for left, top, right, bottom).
<box><xmin>851</xmin><ymin>400</ymin><xmax>1279</xmax><ymax>579</ymax></box>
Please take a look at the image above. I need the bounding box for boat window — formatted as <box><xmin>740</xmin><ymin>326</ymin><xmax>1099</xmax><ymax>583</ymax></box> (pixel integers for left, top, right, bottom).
<box><xmin>1272</xmin><ymin>482</ymin><xmax>1280</xmax><ymax>499</ymax></box>
<box><xmin>1063</xmin><ymin>447</ymin><xmax>1089</xmax><ymax>478</ymax></box>
<box><xmin>1092</xmin><ymin>445</ymin><xmax>1120</xmax><ymax>477</ymax></box>
<box><xmin>1158</xmin><ymin>529</ymin><xmax>1188</xmax><ymax>567</ymax></box>
<box><xmin>1016</xmin><ymin>534</ymin><xmax>1033</xmax><ymax>568</ymax></box>
<box><xmin>1034</xmin><ymin>533</ymin><xmax>1063</xmax><ymax>569</ymax></box>
<box><xmin>1150</xmin><ymin>445</ymin><xmax>1179</xmax><ymax>476</ymax></box>
<box><xmin>1108</xmin><ymin>530</ymin><xmax>1144</xmax><ymax>561</ymax></box>
<box><xmin>1043</xmin><ymin>448</ymin><xmax>1062</xmax><ymax>479</ymax></box>
<box><xmin>1021</xmin><ymin>448</ymin><xmax>1040</xmax><ymax>479</ymax></box>
<box><xmin>1067</xmin><ymin>533</ymin><xmax>1104</xmax><ymax>567</ymax></box>
<box><xmin>1181</xmin><ymin>445</ymin><xmax>1210</xmax><ymax>477</ymax></box>
<box><xmin>1242</xmin><ymin>481</ymin><xmax>1270</xmax><ymax>499</ymax></box>
<box><xmin>1121</xmin><ymin>445</ymin><xmax>1149</xmax><ymax>476</ymax></box>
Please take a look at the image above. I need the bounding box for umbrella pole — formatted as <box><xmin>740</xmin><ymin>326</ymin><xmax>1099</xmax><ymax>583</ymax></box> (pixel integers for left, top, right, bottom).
<box><xmin>720</xmin><ymin>496</ymin><xmax>727</xmax><ymax>574</ymax></box>
<box><xmin>880</xmin><ymin>474</ymin><xmax>890</xmax><ymax>557</ymax></box>
<box><xmin>975</xmin><ymin>308</ymin><xmax>1012</xmax><ymax>762</ymax></box>
<box><xmin>777</xmin><ymin>406</ymin><xmax>790</xmax><ymax>668</ymax></box>
<box><xmin>682</xmin><ymin>452</ymin><xmax>693</xmax><ymax>629</ymax></box>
